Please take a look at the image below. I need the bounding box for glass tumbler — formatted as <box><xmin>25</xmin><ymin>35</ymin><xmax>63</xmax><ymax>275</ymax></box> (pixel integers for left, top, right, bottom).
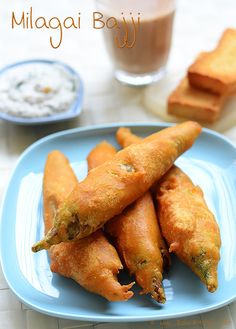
<box><xmin>95</xmin><ymin>0</ymin><xmax>176</xmax><ymax>86</ymax></box>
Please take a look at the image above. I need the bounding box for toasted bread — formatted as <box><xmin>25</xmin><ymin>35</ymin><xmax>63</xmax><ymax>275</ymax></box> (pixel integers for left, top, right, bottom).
<box><xmin>188</xmin><ymin>28</ymin><xmax>236</xmax><ymax>95</ymax></box>
<box><xmin>168</xmin><ymin>78</ymin><xmax>226</xmax><ymax>123</ymax></box>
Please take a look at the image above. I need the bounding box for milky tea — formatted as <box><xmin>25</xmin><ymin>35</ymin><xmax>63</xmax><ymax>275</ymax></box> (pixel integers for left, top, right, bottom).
<box><xmin>97</xmin><ymin>0</ymin><xmax>175</xmax><ymax>84</ymax></box>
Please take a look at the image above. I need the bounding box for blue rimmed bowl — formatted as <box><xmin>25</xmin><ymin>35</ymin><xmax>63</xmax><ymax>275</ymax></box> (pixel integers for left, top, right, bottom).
<box><xmin>0</xmin><ymin>59</ymin><xmax>84</xmax><ymax>125</ymax></box>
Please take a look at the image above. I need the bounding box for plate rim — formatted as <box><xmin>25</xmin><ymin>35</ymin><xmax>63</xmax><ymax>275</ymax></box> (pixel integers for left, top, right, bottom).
<box><xmin>0</xmin><ymin>122</ymin><xmax>236</xmax><ymax>322</ymax></box>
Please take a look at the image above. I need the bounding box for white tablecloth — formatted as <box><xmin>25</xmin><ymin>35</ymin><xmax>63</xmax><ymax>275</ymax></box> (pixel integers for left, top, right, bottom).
<box><xmin>0</xmin><ymin>0</ymin><xmax>235</xmax><ymax>328</ymax></box>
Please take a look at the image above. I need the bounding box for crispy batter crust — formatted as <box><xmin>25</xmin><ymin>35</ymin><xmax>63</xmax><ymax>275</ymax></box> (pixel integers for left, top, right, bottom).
<box><xmin>43</xmin><ymin>150</ymin><xmax>78</xmax><ymax>235</ymax></box>
<box><xmin>32</xmin><ymin>121</ymin><xmax>202</xmax><ymax>252</ymax></box>
<box><xmin>156</xmin><ymin>165</ymin><xmax>221</xmax><ymax>292</ymax></box>
<box><xmin>106</xmin><ymin>192</ymin><xmax>165</xmax><ymax>303</ymax></box>
<box><xmin>88</xmin><ymin>139</ymin><xmax>166</xmax><ymax>303</ymax></box>
<box><xmin>116</xmin><ymin>127</ymin><xmax>171</xmax><ymax>270</ymax></box>
<box><xmin>50</xmin><ymin>230</ymin><xmax>134</xmax><ymax>301</ymax></box>
<box><xmin>86</xmin><ymin>141</ymin><xmax>117</xmax><ymax>168</ymax></box>
<box><xmin>44</xmin><ymin>150</ymin><xmax>134</xmax><ymax>301</ymax></box>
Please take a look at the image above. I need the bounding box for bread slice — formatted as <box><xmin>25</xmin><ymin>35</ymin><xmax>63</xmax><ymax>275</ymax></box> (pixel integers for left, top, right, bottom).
<box><xmin>188</xmin><ymin>28</ymin><xmax>236</xmax><ymax>95</ymax></box>
<box><xmin>168</xmin><ymin>77</ymin><xmax>226</xmax><ymax>123</ymax></box>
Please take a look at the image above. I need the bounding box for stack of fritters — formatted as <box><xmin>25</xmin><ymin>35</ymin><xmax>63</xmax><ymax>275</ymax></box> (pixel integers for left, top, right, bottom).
<box><xmin>32</xmin><ymin>121</ymin><xmax>221</xmax><ymax>302</ymax></box>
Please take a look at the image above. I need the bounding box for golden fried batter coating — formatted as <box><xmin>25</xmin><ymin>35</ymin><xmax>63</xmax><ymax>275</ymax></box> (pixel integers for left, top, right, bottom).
<box><xmin>87</xmin><ymin>141</ymin><xmax>165</xmax><ymax>303</ymax></box>
<box><xmin>116</xmin><ymin>127</ymin><xmax>171</xmax><ymax>270</ymax></box>
<box><xmin>43</xmin><ymin>150</ymin><xmax>78</xmax><ymax>235</ymax></box>
<box><xmin>156</xmin><ymin>165</ymin><xmax>221</xmax><ymax>292</ymax></box>
<box><xmin>87</xmin><ymin>141</ymin><xmax>117</xmax><ymax>169</ymax></box>
<box><xmin>45</xmin><ymin>151</ymin><xmax>134</xmax><ymax>301</ymax></box>
<box><xmin>106</xmin><ymin>192</ymin><xmax>166</xmax><ymax>303</ymax></box>
<box><xmin>116</xmin><ymin>128</ymin><xmax>142</xmax><ymax>148</ymax></box>
<box><xmin>32</xmin><ymin>121</ymin><xmax>202</xmax><ymax>252</ymax></box>
<box><xmin>50</xmin><ymin>230</ymin><xmax>134</xmax><ymax>301</ymax></box>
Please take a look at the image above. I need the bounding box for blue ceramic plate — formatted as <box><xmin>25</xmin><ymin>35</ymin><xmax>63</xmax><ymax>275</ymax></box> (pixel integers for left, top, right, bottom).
<box><xmin>0</xmin><ymin>123</ymin><xmax>236</xmax><ymax>322</ymax></box>
<box><xmin>0</xmin><ymin>59</ymin><xmax>83</xmax><ymax>125</ymax></box>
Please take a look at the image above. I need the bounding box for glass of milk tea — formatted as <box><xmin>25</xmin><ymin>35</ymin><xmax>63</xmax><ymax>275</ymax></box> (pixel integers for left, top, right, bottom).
<box><xmin>96</xmin><ymin>0</ymin><xmax>176</xmax><ymax>86</ymax></box>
